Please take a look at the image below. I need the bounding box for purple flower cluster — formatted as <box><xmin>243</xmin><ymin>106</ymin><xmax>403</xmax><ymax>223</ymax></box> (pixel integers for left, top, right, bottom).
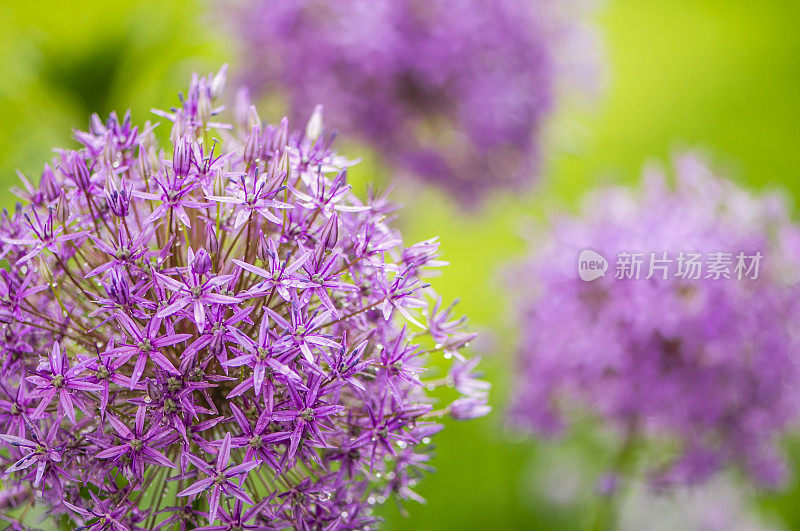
<box><xmin>230</xmin><ymin>0</ymin><xmax>600</xmax><ymax>204</ymax></box>
<box><xmin>0</xmin><ymin>67</ymin><xmax>488</xmax><ymax>529</ymax></box>
<box><xmin>508</xmin><ymin>154</ymin><xmax>800</xmax><ymax>487</ymax></box>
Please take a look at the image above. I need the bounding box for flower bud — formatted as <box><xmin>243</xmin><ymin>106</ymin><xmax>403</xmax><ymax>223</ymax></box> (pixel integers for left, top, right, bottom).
<box><xmin>247</xmin><ymin>105</ymin><xmax>261</xmax><ymax>133</ymax></box>
<box><xmin>205</xmin><ymin>222</ymin><xmax>219</xmax><ymax>256</ymax></box>
<box><xmin>273</xmin><ymin>117</ymin><xmax>289</xmax><ymax>152</ymax></box>
<box><xmin>192</xmin><ymin>249</ymin><xmax>212</xmax><ymax>277</ymax></box>
<box><xmin>55</xmin><ymin>190</ymin><xmax>70</xmax><ymax>226</ymax></box>
<box><xmin>140</xmin><ymin>122</ymin><xmax>158</xmax><ymax>153</ymax></box>
<box><xmin>105</xmin><ymin>269</ymin><xmax>131</xmax><ymax>307</ymax></box>
<box><xmin>63</xmin><ymin>151</ymin><xmax>92</xmax><ymax>190</ymax></box>
<box><xmin>243</xmin><ymin>126</ymin><xmax>260</xmax><ymax>166</ymax></box>
<box><xmin>40</xmin><ymin>164</ymin><xmax>61</xmax><ymax>202</ymax></box>
<box><xmin>321</xmin><ymin>213</ymin><xmax>339</xmax><ymax>250</ymax></box>
<box><xmin>210</xmin><ymin>64</ymin><xmax>228</xmax><ymax>100</ymax></box>
<box><xmin>173</xmin><ymin>137</ymin><xmax>193</xmax><ymax>177</ymax></box>
<box><xmin>313</xmin><ymin>214</ymin><xmax>338</xmax><ymax>267</ymax></box>
<box><xmin>305</xmin><ymin>104</ymin><xmax>324</xmax><ymax>143</ymax></box>
<box><xmin>256</xmin><ymin>230</ymin><xmax>276</xmax><ymax>264</ymax></box>
<box><xmin>170</xmin><ymin>120</ymin><xmax>190</xmax><ymax>149</ymax></box>
<box><xmin>101</xmin><ymin>132</ymin><xmax>117</xmax><ymax>168</ymax></box>
<box><xmin>198</xmin><ymin>91</ymin><xmax>212</xmax><ymax>124</ymax></box>
<box><xmin>137</xmin><ymin>147</ymin><xmax>152</xmax><ymax>180</ymax></box>
<box><xmin>234</xmin><ymin>88</ymin><xmax>252</xmax><ymax>129</ymax></box>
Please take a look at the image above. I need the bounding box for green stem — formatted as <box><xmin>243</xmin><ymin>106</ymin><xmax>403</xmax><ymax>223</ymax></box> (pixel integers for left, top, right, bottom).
<box><xmin>589</xmin><ymin>419</ymin><xmax>638</xmax><ymax>531</ymax></box>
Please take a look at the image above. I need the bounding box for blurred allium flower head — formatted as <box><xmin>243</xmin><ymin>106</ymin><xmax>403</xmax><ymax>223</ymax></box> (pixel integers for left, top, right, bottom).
<box><xmin>618</xmin><ymin>478</ymin><xmax>779</xmax><ymax>531</ymax></box>
<box><xmin>230</xmin><ymin>0</ymin><xmax>601</xmax><ymax>204</ymax></box>
<box><xmin>0</xmin><ymin>66</ymin><xmax>488</xmax><ymax>528</ymax></box>
<box><xmin>508</xmin><ymin>154</ymin><xmax>800</xmax><ymax>487</ymax></box>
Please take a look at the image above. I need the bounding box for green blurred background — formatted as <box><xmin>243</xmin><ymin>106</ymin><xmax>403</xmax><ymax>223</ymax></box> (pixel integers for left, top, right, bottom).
<box><xmin>2</xmin><ymin>0</ymin><xmax>800</xmax><ymax>528</ymax></box>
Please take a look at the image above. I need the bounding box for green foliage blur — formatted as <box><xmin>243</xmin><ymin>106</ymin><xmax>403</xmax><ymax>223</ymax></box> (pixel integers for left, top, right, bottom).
<box><xmin>2</xmin><ymin>0</ymin><xmax>800</xmax><ymax>529</ymax></box>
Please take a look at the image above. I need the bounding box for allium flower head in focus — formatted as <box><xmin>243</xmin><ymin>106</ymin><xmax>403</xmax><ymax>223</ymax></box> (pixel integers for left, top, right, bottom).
<box><xmin>508</xmin><ymin>154</ymin><xmax>800</xmax><ymax>488</ymax></box>
<box><xmin>230</xmin><ymin>0</ymin><xmax>601</xmax><ymax>204</ymax></box>
<box><xmin>0</xmin><ymin>66</ymin><xmax>488</xmax><ymax>528</ymax></box>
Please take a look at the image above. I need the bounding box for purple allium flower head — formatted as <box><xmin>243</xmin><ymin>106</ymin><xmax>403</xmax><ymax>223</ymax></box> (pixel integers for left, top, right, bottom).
<box><xmin>229</xmin><ymin>0</ymin><xmax>601</xmax><ymax>205</ymax></box>
<box><xmin>509</xmin><ymin>154</ymin><xmax>800</xmax><ymax>488</ymax></box>
<box><xmin>0</xmin><ymin>67</ymin><xmax>488</xmax><ymax>528</ymax></box>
